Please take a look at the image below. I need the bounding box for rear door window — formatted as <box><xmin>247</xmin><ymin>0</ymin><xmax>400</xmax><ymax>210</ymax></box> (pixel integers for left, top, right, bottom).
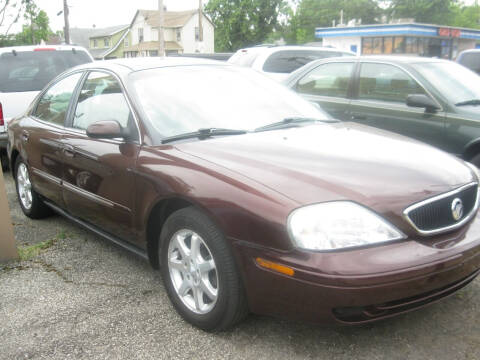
<box><xmin>296</xmin><ymin>62</ymin><xmax>355</xmax><ymax>98</ymax></box>
<box><xmin>263</xmin><ymin>50</ymin><xmax>349</xmax><ymax>73</ymax></box>
<box><xmin>0</xmin><ymin>50</ymin><xmax>91</xmax><ymax>93</ymax></box>
<box><xmin>358</xmin><ymin>63</ymin><xmax>426</xmax><ymax>103</ymax></box>
<box><xmin>34</xmin><ymin>72</ymin><xmax>83</xmax><ymax>125</ymax></box>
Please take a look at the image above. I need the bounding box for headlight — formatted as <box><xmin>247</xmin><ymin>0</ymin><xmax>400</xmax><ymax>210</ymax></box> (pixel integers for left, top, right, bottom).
<box><xmin>287</xmin><ymin>201</ymin><xmax>405</xmax><ymax>251</ymax></box>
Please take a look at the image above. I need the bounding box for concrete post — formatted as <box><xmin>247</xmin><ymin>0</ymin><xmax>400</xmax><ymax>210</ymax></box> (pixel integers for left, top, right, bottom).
<box><xmin>0</xmin><ymin>167</ymin><xmax>18</xmax><ymax>263</ymax></box>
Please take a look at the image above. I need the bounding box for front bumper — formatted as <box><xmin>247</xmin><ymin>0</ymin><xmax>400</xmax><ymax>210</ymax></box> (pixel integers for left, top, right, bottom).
<box><xmin>232</xmin><ymin>215</ymin><xmax>480</xmax><ymax>325</ymax></box>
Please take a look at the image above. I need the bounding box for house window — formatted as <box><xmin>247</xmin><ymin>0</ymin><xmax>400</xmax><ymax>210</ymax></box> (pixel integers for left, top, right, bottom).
<box><xmin>195</xmin><ymin>27</ymin><xmax>199</xmax><ymax>41</ymax></box>
<box><xmin>93</xmin><ymin>39</ymin><xmax>98</xmax><ymax>48</ymax></box>
<box><xmin>124</xmin><ymin>37</ymin><xmax>129</xmax><ymax>48</ymax></box>
<box><xmin>138</xmin><ymin>28</ymin><xmax>144</xmax><ymax>43</ymax></box>
<box><xmin>176</xmin><ymin>28</ymin><xmax>181</xmax><ymax>42</ymax></box>
<box><xmin>104</xmin><ymin>37</ymin><xmax>109</xmax><ymax>47</ymax></box>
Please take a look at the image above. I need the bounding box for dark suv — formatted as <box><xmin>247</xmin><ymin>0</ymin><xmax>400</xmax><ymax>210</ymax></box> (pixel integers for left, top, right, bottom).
<box><xmin>285</xmin><ymin>56</ymin><xmax>480</xmax><ymax>166</ymax></box>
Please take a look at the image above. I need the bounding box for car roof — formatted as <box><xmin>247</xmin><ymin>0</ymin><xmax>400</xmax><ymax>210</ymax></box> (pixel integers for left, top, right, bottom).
<box><xmin>70</xmin><ymin>56</ymin><xmax>227</xmax><ymax>73</ymax></box>
<box><xmin>0</xmin><ymin>44</ymin><xmax>90</xmax><ymax>54</ymax></box>
<box><xmin>236</xmin><ymin>45</ymin><xmax>354</xmax><ymax>55</ymax></box>
<box><xmin>354</xmin><ymin>55</ymin><xmax>449</xmax><ymax>64</ymax></box>
<box><xmin>458</xmin><ymin>49</ymin><xmax>480</xmax><ymax>54</ymax></box>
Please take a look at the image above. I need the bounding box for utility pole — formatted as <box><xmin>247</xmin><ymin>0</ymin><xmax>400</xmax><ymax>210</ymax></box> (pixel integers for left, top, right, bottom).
<box><xmin>158</xmin><ymin>0</ymin><xmax>165</xmax><ymax>57</ymax></box>
<box><xmin>63</xmin><ymin>0</ymin><xmax>70</xmax><ymax>44</ymax></box>
<box><xmin>198</xmin><ymin>0</ymin><xmax>203</xmax><ymax>42</ymax></box>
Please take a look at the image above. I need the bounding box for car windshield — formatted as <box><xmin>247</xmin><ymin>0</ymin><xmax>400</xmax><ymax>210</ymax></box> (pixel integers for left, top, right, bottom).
<box><xmin>129</xmin><ymin>65</ymin><xmax>330</xmax><ymax>142</ymax></box>
<box><xmin>0</xmin><ymin>50</ymin><xmax>91</xmax><ymax>93</ymax></box>
<box><xmin>413</xmin><ymin>62</ymin><xmax>480</xmax><ymax>105</ymax></box>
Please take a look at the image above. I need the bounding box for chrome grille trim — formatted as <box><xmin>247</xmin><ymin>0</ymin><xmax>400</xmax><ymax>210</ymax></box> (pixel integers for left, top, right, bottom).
<box><xmin>403</xmin><ymin>182</ymin><xmax>479</xmax><ymax>236</ymax></box>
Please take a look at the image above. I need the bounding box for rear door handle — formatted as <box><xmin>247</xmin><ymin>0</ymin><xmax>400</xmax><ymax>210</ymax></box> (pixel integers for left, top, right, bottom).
<box><xmin>63</xmin><ymin>144</ymin><xmax>75</xmax><ymax>158</ymax></box>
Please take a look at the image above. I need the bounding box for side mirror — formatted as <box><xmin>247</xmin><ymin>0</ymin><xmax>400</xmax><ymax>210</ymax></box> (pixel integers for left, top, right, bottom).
<box><xmin>86</xmin><ymin>120</ymin><xmax>128</xmax><ymax>139</ymax></box>
<box><xmin>406</xmin><ymin>94</ymin><xmax>440</xmax><ymax>112</ymax></box>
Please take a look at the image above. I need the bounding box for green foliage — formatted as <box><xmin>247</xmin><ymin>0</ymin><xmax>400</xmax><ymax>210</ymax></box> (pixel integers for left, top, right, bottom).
<box><xmin>451</xmin><ymin>3</ymin><xmax>480</xmax><ymax>29</ymax></box>
<box><xmin>0</xmin><ymin>1</ymin><xmax>52</xmax><ymax>46</ymax></box>
<box><xmin>284</xmin><ymin>0</ymin><xmax>382</xmax><ymax>44</ymax></box>
<box><xmin>385</xmin><ymin>0</ymin><xmax>455</xmax><ymax>25</ymax></box>
<box><xmin>205</xmin><ymin>0</ymin><xmax>289</xmax><ymax>51</ymax></box>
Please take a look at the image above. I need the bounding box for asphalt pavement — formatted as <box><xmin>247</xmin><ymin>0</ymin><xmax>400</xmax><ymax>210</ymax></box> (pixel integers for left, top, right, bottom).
<box><xmin>1</xmin><ymin>172</ymin><xmax>479</xmax><ymax>360</ymax></box>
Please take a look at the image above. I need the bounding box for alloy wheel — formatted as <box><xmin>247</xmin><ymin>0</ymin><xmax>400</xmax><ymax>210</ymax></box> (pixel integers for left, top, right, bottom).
<box><xmin>167</xmin><ymin>229</ymin><xmax>219</xmax><ymax>314</ymax></box>
<box><xmin>17</xmin><ymin>163</ymin><xmax>32</xmax><ymax>210</ymax></box>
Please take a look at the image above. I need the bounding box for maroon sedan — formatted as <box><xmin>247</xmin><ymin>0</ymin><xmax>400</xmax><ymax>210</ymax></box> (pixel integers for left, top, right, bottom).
<box><xmin>7</xmin><ymin>58</ymin><xmax>480</xmax><ymax>331</ymax></box>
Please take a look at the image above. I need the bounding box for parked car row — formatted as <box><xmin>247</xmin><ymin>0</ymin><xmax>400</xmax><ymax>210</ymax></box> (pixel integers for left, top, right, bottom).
<box><xmin>4</xmin><ymin>50</ymin><xmax>480</xmax><ymax>332</ymax></box>
<box><xmin>0</xmin><ymin>45</ymin><xmax>93</xmax><ymax>171</ymax></box>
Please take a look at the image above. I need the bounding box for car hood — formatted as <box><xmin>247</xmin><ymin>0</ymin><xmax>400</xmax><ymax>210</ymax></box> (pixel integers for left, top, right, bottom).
<box><xmin>176</xmin><ymin>123</ymin><xmax>475</xmax><ymax>226</ymax></box>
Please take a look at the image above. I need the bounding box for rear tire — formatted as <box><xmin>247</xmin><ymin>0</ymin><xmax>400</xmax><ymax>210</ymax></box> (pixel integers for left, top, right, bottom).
<box><xmin>14</xmin><ymin>157</ymin><xmax>51</xmax><ymax>219</ymax></box>
<box><xmin>160</xmin><ymin>207</ymin><xmax>248</xmax><ymax>331</ymax></box>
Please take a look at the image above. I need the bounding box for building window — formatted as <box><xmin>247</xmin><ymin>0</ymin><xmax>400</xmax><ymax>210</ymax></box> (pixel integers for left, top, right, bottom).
<box><xmin>176</xmin><ymin>28</ymin><xmax>181</xmax><ymax>42</ymax></box>
<box><xmin>93</xmin><ymin>39</ymin><xmax>98</xmax><ymax>48</ymax></box>
<box><xmin>138</xmin><ymin>28</ymin><xmax>144</xmax><ymax>43</ymax></box>
<box><xmin>104</xmin><ymin>37</ymin><xmax>109</xmax><ymax>47</ymax></box>
<box><xmin>393</xmin><ymin>37</ymin><xmax>405</xmax><ymax>53</ymax></box>
<box><xmin>124</xmin><ymin>37</ymin><xmax>129</xmax><ymax>48</ymax></box>
<box><xmin>195</xmin><ymin>27</ymin><xmax>199</xmax><ymax>41</ymax></box>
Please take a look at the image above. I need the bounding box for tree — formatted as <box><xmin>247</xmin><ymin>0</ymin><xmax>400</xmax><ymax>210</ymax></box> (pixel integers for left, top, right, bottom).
<box><xmin>284</xmin><ymin>0</ymin><xmax>382</xmax><ymax>44</ymax></box>
<box><xmin>0</xmin><ymin>0</ymin><xmax>32</xmax><ymax>35</ymax></box>
<box><xmin>205</xmin><ymin>0</ymin><xmax>289</xmax><ymax>51</ymax></box>
<box><xmin>451</xmin><ymin>2</ymin><xmax>480</xmax><ymax>29</ymax></box>
<box><xmin>385</xmin><ymin>0</ymin><xmax>457</xmax><ymax>25</ymax></box>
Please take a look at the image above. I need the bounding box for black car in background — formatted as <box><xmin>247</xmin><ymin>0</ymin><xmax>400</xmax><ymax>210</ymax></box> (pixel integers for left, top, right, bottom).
<box><xmin>285</xmin><ymin>56</ymin><xmax>480</xmax><ymax>166</ymax></box>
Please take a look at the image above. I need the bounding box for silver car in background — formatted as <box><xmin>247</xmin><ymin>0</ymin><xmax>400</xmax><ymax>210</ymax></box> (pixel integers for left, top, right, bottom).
<box><xmin>228</xmin><ymin>45</ymin><xmax>355</xmax><ymax>82</ymax></box>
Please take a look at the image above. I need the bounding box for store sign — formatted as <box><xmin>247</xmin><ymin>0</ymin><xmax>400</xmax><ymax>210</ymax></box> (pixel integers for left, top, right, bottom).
<box><xmin>438</xmin><ymin>28</ymin><xmax>461</xmax><ymax>38</ymax></box>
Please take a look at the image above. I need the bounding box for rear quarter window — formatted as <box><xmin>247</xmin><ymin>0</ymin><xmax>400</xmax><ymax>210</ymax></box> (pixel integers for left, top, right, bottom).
<box><xmin>263</xmin><ymin>50</ymin><xmax>348</xmax><ymax>73</ymax></box>
<box><xmin>0</xmin><ymin>50</ymin><xmax>92</xmax><ymax>93</ymax></box>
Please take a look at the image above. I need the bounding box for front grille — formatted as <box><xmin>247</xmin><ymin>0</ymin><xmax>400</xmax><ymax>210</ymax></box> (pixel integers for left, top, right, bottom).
<box><xmin>404</xmin><ymin>183</ymin><xmax>479</xmax><ymax>235</ymax></box>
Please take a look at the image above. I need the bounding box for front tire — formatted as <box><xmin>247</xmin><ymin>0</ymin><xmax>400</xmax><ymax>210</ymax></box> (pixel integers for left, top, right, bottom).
<box><xmin>160</xmin><ymin>207</ymin><xmax>248</xmax><ymax>331</ymax></box>
<box><xmin>14</xmin><ymin>157</ymin><xmax>51</xmax><ymax>219</ymax></box>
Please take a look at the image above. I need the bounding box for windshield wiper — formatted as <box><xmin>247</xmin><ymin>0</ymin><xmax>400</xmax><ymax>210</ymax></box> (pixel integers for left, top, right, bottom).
<box><xmin>254</xmin><ymin>117</ymin><xmax>337</xmax><ymax>132</ymax></box>
<box><xmin>455</xmin><ymin>99</ymin><xmax>480</xmax><ymax>106</ymax></box>
<box><xmin>161</xmin><ymin>128</ymin><xmax>247</xmax><ymax>144</ymax></box>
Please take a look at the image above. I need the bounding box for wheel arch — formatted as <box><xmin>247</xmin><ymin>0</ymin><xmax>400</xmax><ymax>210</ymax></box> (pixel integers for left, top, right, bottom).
<box><xmin>462</xmin><ymin>138</ymin><xmax>480</xmax><ymax>162</ymax></box>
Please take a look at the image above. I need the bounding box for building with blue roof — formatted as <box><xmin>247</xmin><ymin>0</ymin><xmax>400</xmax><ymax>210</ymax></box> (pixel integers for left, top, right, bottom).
<box><xmin>316</xmin><ymin>23</ymin><xmax>480</xmax><ymax>59</ymax></box>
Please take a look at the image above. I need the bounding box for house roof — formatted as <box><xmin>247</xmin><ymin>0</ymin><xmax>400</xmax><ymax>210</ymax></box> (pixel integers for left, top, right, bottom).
<box><xmin>89</xmin><ymin>24</ymin><xmax>129</xmax><ymax>39</ymax></box>
<box><xmin>70</xmin><ymin>28</ymin><xmax>97</xmax><ymax>49</ymax></box>
<box><xmin>131</xmin><ymin>9</ymin><xmax>213</xmax><ymax>29</ymax></box>
<box><xmin>124</xmin><ymin>41</ymin><xmax>183</xmax><ymax>52</ymax></box>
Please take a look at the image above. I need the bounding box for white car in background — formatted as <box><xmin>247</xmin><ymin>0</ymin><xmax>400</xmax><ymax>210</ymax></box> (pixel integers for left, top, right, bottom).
<box><xmin>228</xmin><ymin>45</ymin><xmax>355</xmax><ymax>82</ymax></box>
<box><xmin>0</xmin><ymin>45</ymin><xmax>93</xmax><ymax>171</ymax></box>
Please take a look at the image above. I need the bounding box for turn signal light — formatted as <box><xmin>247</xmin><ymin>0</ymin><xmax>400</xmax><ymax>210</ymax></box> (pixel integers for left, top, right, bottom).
<box><xmin>255</xmin><ymin>258</ymin><xmax>295</xmax><ymax>276</ymax></box>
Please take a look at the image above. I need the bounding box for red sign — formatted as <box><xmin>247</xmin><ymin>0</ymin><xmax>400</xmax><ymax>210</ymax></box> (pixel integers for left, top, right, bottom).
<box><xmin>438</xmin><ymin>28</ymin><xmax>461</xmax><ymax>38</ymax></box>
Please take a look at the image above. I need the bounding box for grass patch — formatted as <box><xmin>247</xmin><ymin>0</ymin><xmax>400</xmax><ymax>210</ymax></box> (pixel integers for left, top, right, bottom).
<box><xmin>18</xmin><ymin>231</ymin><xmax>69</xmax><ymax>261</ymax></box>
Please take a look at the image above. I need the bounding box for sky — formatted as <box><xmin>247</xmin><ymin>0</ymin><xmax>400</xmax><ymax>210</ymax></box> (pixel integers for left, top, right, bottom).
<box><xmin>1</xmin><ymin>0</ymin><xmax>208</xmax><ymax>33</ymax></box>
<box><xmin>0</xmin><ymin>0</ymin><xmax>477</xmax><ymax>35</ymax></box>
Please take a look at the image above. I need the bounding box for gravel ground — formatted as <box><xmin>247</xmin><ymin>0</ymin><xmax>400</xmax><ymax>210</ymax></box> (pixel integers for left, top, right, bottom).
<box><xmin>1</xmin><ymin>172</ymin><xmax>479</xmax><ymax>360</ymax></box>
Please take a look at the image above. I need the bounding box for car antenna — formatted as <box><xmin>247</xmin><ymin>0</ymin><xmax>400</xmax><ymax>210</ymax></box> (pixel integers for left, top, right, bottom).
<box><xmin>12</xmin><ymin>49</ymin><xmax>17</xmax><ymax>56</ymax></box>
<box><xmin>72</xmin><ymin>47</ymin><xmax>77</xmax><ymax>54</ymax></box>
